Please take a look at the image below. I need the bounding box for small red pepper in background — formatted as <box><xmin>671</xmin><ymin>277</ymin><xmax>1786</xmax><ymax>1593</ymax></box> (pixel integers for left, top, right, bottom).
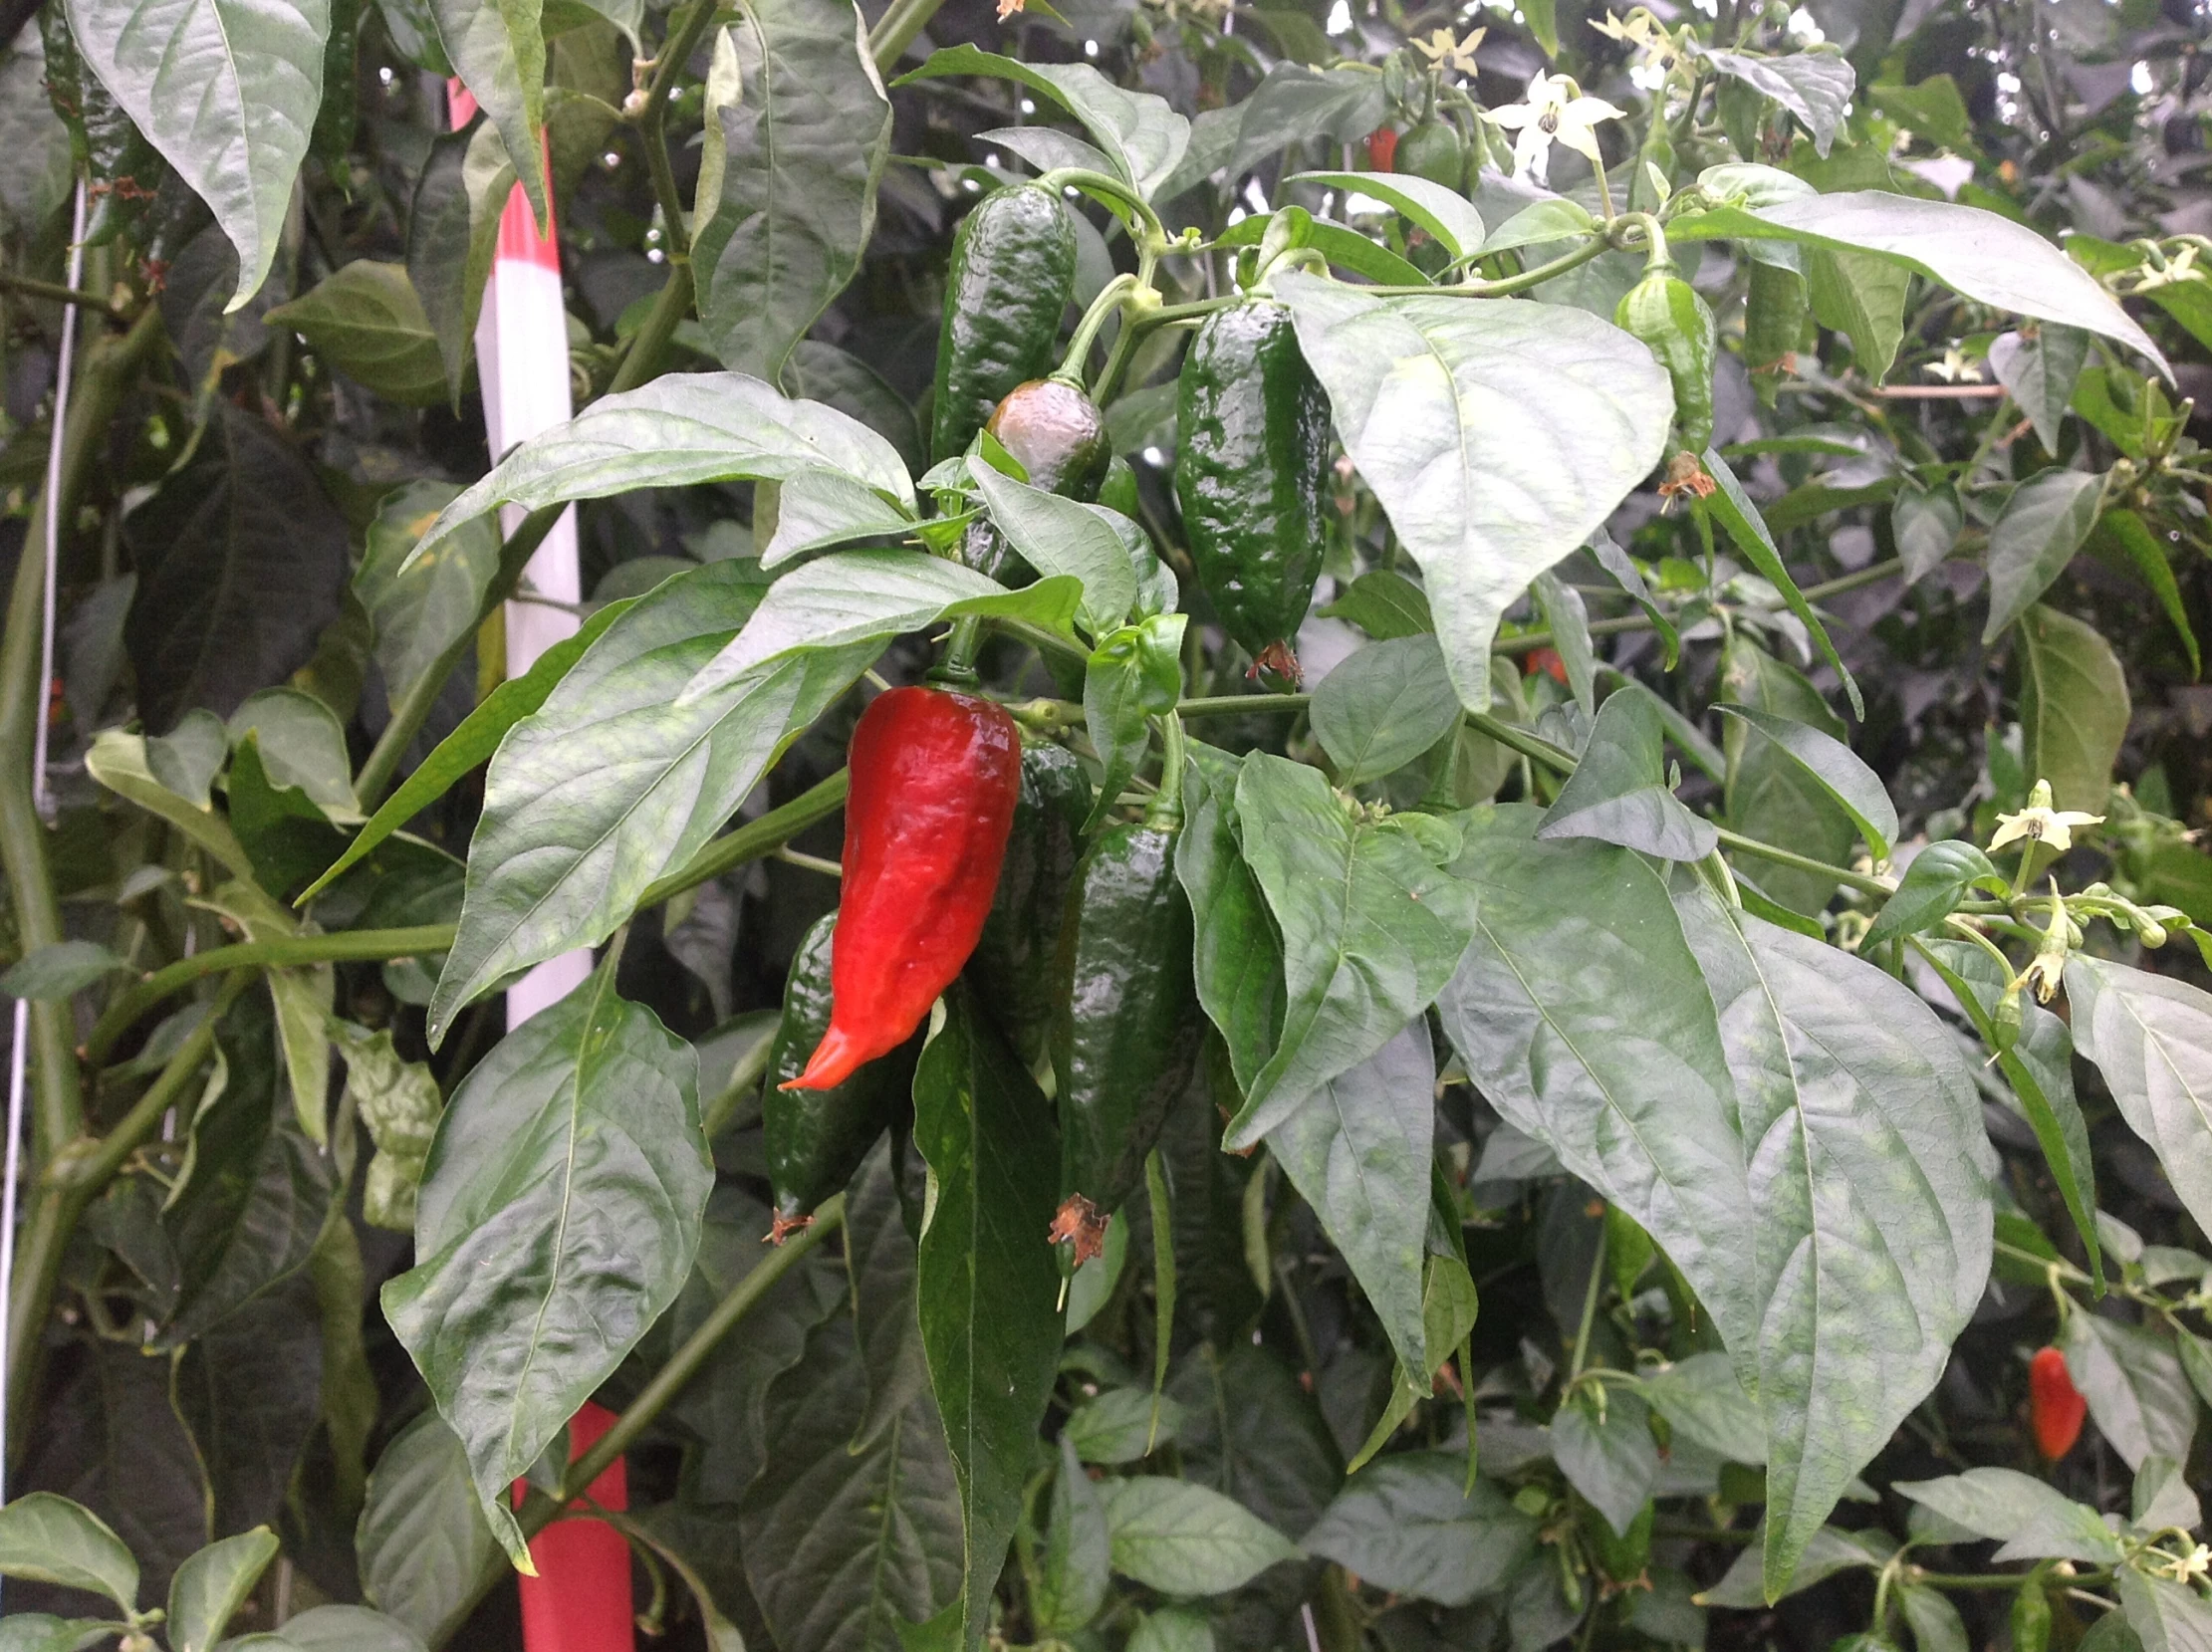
<box><xmin>1526</xmin><ymin>647</ymin><xmax>1570</xmax><ymax>685</ymax></box>
<box><xmin>1365</xmin><ymin>126</ymin><xmax>1397</xmax><ymax>170</ymax></box>
<box><xmin>2029</xmin><ymin>1345</ymin><xmax>2087</xmax><ymax>1459</ymax></box>
<box><xmin>784</xmin><ymin>685</ymin><xmax>1022</xmax><ymax>1092</ymax></box>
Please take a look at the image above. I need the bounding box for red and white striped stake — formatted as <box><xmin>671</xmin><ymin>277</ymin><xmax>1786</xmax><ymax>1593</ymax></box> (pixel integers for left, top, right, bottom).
<box><xmin>448</xmin><ymin>85</ymin><xmax>630</xmax><ymax>1649</ymax></box>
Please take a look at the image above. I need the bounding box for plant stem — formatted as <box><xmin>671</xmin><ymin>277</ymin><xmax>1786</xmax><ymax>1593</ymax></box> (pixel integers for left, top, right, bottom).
<box><xmin>1366</xmin><ymin>233</ymin><xmax>1613</xmax><ymax>301</ymax></box>
<box><xmin>1177</xmin><ymin>692</ymin><xmax>1313</xmax><ymax>718</ymax></box>
<box><xmin>82</xmin><ymin>927</ymin><xmax>457</xmax><ymax>1068</ymax></box>
<box><xmin>1500</xmin><ymin>559</ymin><xmax>1906</xmax><ymax>656</ymax></box>
<box><xmin>1567</xmin><ymin>1222</ymin><xmax>1607</xmax><ymax>1381</ymax></box>
<box><xmin>354</xmin><ymin>504</ymin><xmax>563</xmax><ymax>809</ymax></box>
<box><xmin>1715</xmin><ymin>826</ymin><xmax>1890</xmax><ymax>895</ymax></box>
<box><xmin>700</xmin><ymin>1029</ymin><xmax>777</xmax><ymax>1140</ymax></box>
<box><xmin>636</xmin><ymin>768</ymin><xmax>852</xmax><ymax>909</ymax></box>
<box><xmin>0</xmin><ymin>304</ymin><xmax>162</xmax><ymax>1165</ymax></box>
<box><xmin>639</xmin><ymin>0</ymin><xmax>722</xmax><ymax>265</ymax></box>
<box><xmin>0</xmin><ymin>272</ymin><xmax>123</xmax><ymax>318</ymax></box>
<box><xmin>868</xmin><ymin>0</ymin><xmax>946</xmax><ymax>72</ymax></box>
<box><xmin>607</xmin><ymin>263</ymin><xmax>696</xmax><ymax>395</ymax></box>
<box><xmin>69</xmin><ymin>973</ymin><xmax>250</xmax><ymax>1193</ymax></box>
<box><xmin>535</xmin><ymin>1193</ymin><xmax>848</xmax><ymax>1528</ymax></box>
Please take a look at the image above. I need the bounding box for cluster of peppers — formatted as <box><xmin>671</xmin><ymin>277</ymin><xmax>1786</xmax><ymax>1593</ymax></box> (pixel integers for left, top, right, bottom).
<box><xmin>765</xmin><ymin>176</ymin><xmax>1334</xmax><ymax>1256</ymax></box>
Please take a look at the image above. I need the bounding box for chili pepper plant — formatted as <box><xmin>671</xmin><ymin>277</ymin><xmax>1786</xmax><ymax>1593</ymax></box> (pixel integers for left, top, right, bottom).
<box><xmin>0</xmin><ymin>0</ymin><xmax>2209</xmax><ymax>1647</ymax></box>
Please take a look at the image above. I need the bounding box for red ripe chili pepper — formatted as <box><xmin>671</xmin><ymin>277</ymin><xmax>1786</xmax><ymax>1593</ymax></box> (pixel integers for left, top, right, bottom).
<box><xmin>1365</xmin><ymin>126</ymin><xmax>1398</xmax><ymax>171</ymax></box>
<box><xmin>783</xmin><ymin>685</ymin><xmax>1022</xmax><ymax>1092</ymax></box>
<box><xmin>1526</xmin><ymin>646</ymin><xmax>1570</xmax><ymax>685</ymax></box>
<box><xmin>2028</xmin><ymin>1345</ymin><xmax>2087</xmax><ymax>1460</ymax></box>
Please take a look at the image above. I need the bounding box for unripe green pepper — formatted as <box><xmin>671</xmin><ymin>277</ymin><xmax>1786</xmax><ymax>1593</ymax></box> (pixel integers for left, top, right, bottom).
<box><xmin>1615</xmin><ymin>259</ymin><xmax>1717</xmax><ymax>457</ymax></box>
<box><xmin>1395</xmin><ymin>119</ymin><xmax>1464</xmax><ymax>190</ymax></box>
<box><xmin>1744</xmin><ymin>259</ymin><xmax>1808</xmax><ymax>408</ymax></box>
<box><xmin>1175</xmin><ymin>301</ymin><xmax>1331</xmax><ymax>681</ymax></box>
<box><xmin>930</xmin><ymin>183</ymin><xmax>1079</xmax><ymax>465</ymax></box>
<box><xmin>764</xmin><ymin>913</ymin><xmax>925</xmax><ymax>1240</ymax></box>
<box><xmin>1048</xmin><ymin>802</ymin><xmax>1201</xmax><ymax>1265</ymax></box>
<box><xmin>962</xmin><ymin>376</ymin><xmax>1113</xmax><ymax>583</ymax></box>
<box><xmin>966</xmin><ymin>741</ymin><xmax>1092</xmax><ymax>1065</ymax></box>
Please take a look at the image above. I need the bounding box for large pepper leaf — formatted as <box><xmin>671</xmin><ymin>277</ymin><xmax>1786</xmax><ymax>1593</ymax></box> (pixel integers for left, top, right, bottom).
<box><xmin>2019</xmin><ymin>604</ymin><xmax>2128</xmax><ymax>817</ymax></box>
<box><xmin>2065</xmin><ymin>957</ymin><xmax>2212</xmax><ymax>1246</ymax></box>
<box><xmin>382</xmin><ymin>958</ymin><xmax>709</xmax><ymax>1566</ymax></box>
<box><xmin>693</xmin><ymin>0</ymin><xmax>890</xmax><ymax>382</ymax></box>
<box><xmin>63</xmin><ymin>0</ymin><xmax>330</xmax><ymax>308</ymax></box>
<box><xmin>1274</xmin><ymin>274</ymin><xmax>1671</xmax><ymax>712</ymax></box>
<box><xmin>910</xmin><ymin>988</ymin><xmax>1065</xmax><ymax>1652</ymax></box>
<box><xmin>356</xmin><ymin>1412</ymin><xmax>502</xmax><ymax>1649</ymax></box>
<box><xmin>431</xmin><ymin>0</ymin><xmax>548</xmax><ymax>231</ymax></box>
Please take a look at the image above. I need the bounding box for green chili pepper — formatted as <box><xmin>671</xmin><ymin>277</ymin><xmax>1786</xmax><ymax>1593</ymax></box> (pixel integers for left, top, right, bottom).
<box><xmin>930</xmin><ymin>182</ymin><xmax>1079</xmax><ymax>466</ymax></box>
<box><xmin>966</xmin><ymin>741</ymin><xmax>1092</xmax><ymax>1065</ymax></box>
<box><xmin>1395</xmin><ymin>119</ymin><xmax>1464</xmax><ymax>190</ymax></box>
<box><xmin>1048</xmin><ymin>794</ymin><xmax>1202</xmax><ymax>1265</ymax></box>
<box><xmin>962</xmin><ymin>375</ymin><xmax>1113</xmax><ymax>583</ymax></box>
<box><xmin>1743</xmin><ymin>259</ymin><xmax>1808</xmax><ymax>408</ymax></box>
<box><xmin>1615</xmin><ymin>259</ymin><xmax>1717</xmax><ymax>457</ymax></box>
<box><xmin>763</xmin><ymin>912</ymin><xmax>923</xmax><ymax>1241</ymax></box>
<box><xmin>1174</xmin><ymin>300</ymin><xmax>1331</xmax><ymax>682</ymax></box>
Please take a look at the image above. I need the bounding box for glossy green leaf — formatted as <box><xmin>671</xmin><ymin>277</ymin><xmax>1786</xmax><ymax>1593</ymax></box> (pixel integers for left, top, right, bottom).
<box><xmin>693</xmin><ymin>0</ymin><xmax>889</xmax><ymax>381</ymax></box>
<box><xmin>1537</xmin><ymin>688</ymin><xmax>1717</xmax><ymax>861</ymax></box>
<box><xmin>1697</xmin><ymin>1525</ymin><xmax>1888</xmax><ymax>1608</ymax></box>
<box><xmin>1287</xmin><ymin>171</ymin><xmax>1484</xmax><ymax>261</ymax></box>
<box><xmin>169</xmin><ymin>1529</ymin><xmax>281</xmax><ymax>1652</ymax></box>
<box><xmin>266</xmin><ymin>262</ymin><xmax>446</xmax><ymax>404</ymax></box>
<box><xmin>356</xmin><ymin>1411</ymin><xmax>500</xmax><ymax>1650</ymax></box>
<box><xmin>1035</xmin><ymin>1435</ymin><xmax>1110</xmax><ymax>1633</ymax></box>
<box><xmin>1713</xmin><ymin>704</ymin><xmax>1896</xmax><ymax>856</ymax></box>
<box><xmin>1312</xmin><ymin>635</ymin><xmax>1463</xmax><ymax>787</ymax></box>
<box><xmin>1084</xmin><ymin>614</ymin><xmax>1184</xmax><ymax>826</ymax></box>
<box><xmin>1675</xmin><ymin>889</ymin><xmax>1993</xmax><ymax>1600</ymax></box>
<box><xmin>1671</xmin><ymin>185</ymin><xmax>2169</xmax><ymax>375</ymax></box>
<box><xmin>2019</xmin><ymin>604</ymin><xmax>2128</xmax><ymax>816</ymax></box>
<box><xmin>1128</xmin><ymin>1609</ymin><xmax>1215</xmax><ymax>1652</ymax></box>
<box><xmin>679</xmin><ymin>551</ymin><xmax>1078</xmax><ymax>706</ymax></box>
<box><xmin>196</xmin><ymin>879</ymin><xmax>334</xmax><ymax>1146</ymax></box>
<box><xmin>761</xmin><ymin>467</ymin><xmax>918</xmax><ymax>568</ymax></box>
<box><xmin>63</xmin><ymin>0</ymin><xmax>330</xmax><ymax>307</ymax></box>
<box><xmin>1984</xmin><ymin>470</ymin><xmax>2103</xmax><ymax>642</ymax></box>
<box><xmin>1225</xmin><ymin>754</ymin><xmax>1474</xmax><ymax>1146</ymax></box>
<box><xmin>1893</xmin><ymin>1470</ymin><xmax>2122</xmax><ymax>1563</ymax></box>
<box><xmin>1989</xmin><ymin>327</ymin><xmax>2088</xmax><ymax>456</ymax></box>
<box><xmin>1214</xmin><ymin>211</ymin><xmax>1429</xmax><ymax>289</ymax></box>
<box><xmin>431</xmin><ymin>0</ymin><xmax>548</xmax><ymax>231</ymax></box>
<box><xmin>1303</xmin><ymin>1455</ymin><xmax>1537</xmax><ymax>1607</ymax></box>
<box><xmin>1319</xmin><ymin>571</ymin><xmax>1433</xmax><ymax>640</ymax></box>
<box><xmin>0</xmin><ymin>1494</ymin><xmax>140</xmax><ymax>1611</ymax></box>
<box><xmin>1175</xmin><ymin>748</ymin><xmax>1286</xmax><ymax>1101</ymax></box>
<box><xmin>1101</xmin><ymin>1478</ymin><xmax>1301</xmax><ymax>1594</ymax></box>
<box><xmin>1267</xmin><ymin>1023</ymin><xmax>1433</xmax><ymax>1379</ymax></box>
<box><xmin>911</xmin><ymin>988</ymin><xmax>1064</xmax><ymax>1651</ymax></box>
<box><xmin>896</xmin><ymin>47</ymin><xmax>1189</xmax><ymax>199</ymax></box>
<box><xmin>1721</xmin><ymin>636</ymin><xmax>1853</xmax><ymax>916</ymax></box>
<box><xmin>1699</xmin><ymin>49</ymin><xmax>1853</xmax><ymax>155</ymax></box>
<box><xmin>972</xmin><ymin>466</ymin><xmax>1138</xmax><ymax>639</ymax></box>
<box><xmin>1863</xmin><ymin>841</ymin><xmax>2006</xmax><ymax>949</ymax></box>
<box><xmin>0</xmin><ymin>940</ymin><xmax>128</xmax><ymax>1001</ymax></box>
<box><xmin>403</xmin><ymin>124</ymin><xmax>483</xmax><ymax>403</ymax></box>
<box><xmin>2066</xmin><ymin>958</ymin><xmax>2212</xmax><ymax>1244</ymax></box>
<box><xmin>299</xmin><ymin>595</ymin><xmax>634</xmax><ymax>904</ymax></box>
<box><xmin>1479</xmin><ymin>197</ymin><xmax>1596</xmax><ymax>256</ymax></box>
<box><xmin>426</xmin><ymin>562</ymin><xmax>872</xmax><ymax>1041</ymax></box>
<box><xmin>382</xmin><ymin>959</ymin><xmax>709</xmax><ymax>1564</ymax></box>
<box><xmin>1899</xmin><ymin>1584</ymin><xmax>1970</xmax><ymax>1652</ymax></box>
<box><xmin>1275</xmin><ymin>273</ymin><xmax>1671</xmax><ymax>711</ymax></box>
<box><xmin>1553</xmin><ymin>1390</ymin><xmax>1660</xmax><ymax>1538</ymax></box>
<box><xmin>409</xmin><ymin>371</ymin><xmax>914</xmax><ymax>570</ymax></box>
<box><xmin>1700</xmin><ymin>450</ymin><xmax>1861</xmax><ymax>719</ymax></box>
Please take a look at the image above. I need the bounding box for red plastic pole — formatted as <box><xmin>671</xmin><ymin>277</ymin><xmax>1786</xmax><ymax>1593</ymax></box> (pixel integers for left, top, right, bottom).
<box><xmin>512</xmin><ymin>1400</ymin><xmax>636</xmax><ymax>1652</ymax></box>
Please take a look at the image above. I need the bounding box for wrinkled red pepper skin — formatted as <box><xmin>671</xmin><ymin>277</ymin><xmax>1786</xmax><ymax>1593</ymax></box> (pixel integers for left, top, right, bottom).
<box><xmin>785</xmin><ymin>685</ymin><xmax>1022</xmax><ymax>1091</ymax></box>
<box><xmin>2028</xmin><ymin>1345</ymin><xmax>2087</xmax><ymax>1460</ymax></box>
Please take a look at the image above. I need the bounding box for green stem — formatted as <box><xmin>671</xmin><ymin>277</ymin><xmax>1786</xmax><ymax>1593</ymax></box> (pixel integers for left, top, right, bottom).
<box><xmin>607</xmin><ymin>263</ymin><xmax>696</xmax><ymax>395</ymax></box>
<box><xmin>1715</xmin><ymin>826</ymin><xmax>1891</xmax><ymax>896</ymax></box>
<box><xmin>1035</xmin><ymin>169</ymin><xmax>1167</xmax><ymax>242</ymax></box>
<box><xmin>538</xmin><ymin>1194</ymin><xmax>849</xmax><ymax>1524</ymax></box>
<box><xmin>639</xmin><ymin>0</ymin><xmax>722</xmax><ymax>264</ymax></box>
<box><xmin>1367</xmin><ymin>233</ymin><xmax>1612</xmax><ymax>301</ymax></box>
<box><xmin>2</xmin><ymin>304</ymin><xmax>163</xmax><ymax>1164</ymax></box>
<box><xmin>933</xmin><ymin>616</ymin><xmax>985</xmax><ymax>684</ymax></box>
<box><xmin>1911</xmin><ymin>1569</ymin><xmax>2110</xmax><ymax>1592</ymax></box>
<box><xmin>69</xmin><ymin>973</ymin><xmax>250</xmax><ymax>1194</ymax></box>
<box><xmin>82</xmin><ymin>927</ymin><xmax>457</xmax><ymax>1069</ymax></box>
<box><xmin>1145</xmin><ymin>713</ymin><xmax>1186</xmax><ymax>826</ymax></box>
<box><xmin>635</xmin><ymin>769</ymin><xmax>853</xmax><ymax>909</ymax></box>
<box><xmin>1567</xmin><ymin>1222</ymin><xmax>1607</xmax><ymax>1381</ymax></box>
<box><xmin>1500</xmin><ymin>558</ymin><xmax>1906</xmax><ymax>656</ymax></box>
<box><xmin>1057</xmin><ymin>274</ymin><xmax>1138</xmax><ymax>382</ymax></box>
<box><xmin>0</xmin><ymin>272</ymin><xmax>125</xmax><ymax>318</ymax></box>
<box><xmin>700</xmin><ymin>1031</ymin><xmax>777</xmax><ymax>1141</ymax></box>
<box><xmin>1177</xmin><ymin>692</ymin><xmax>1313</xmax><ymax>718</ymax></box>
<box><xmin>354</xmin><ymin>504</ymin><xmax>564</xmax><ymax>809</ymax></box>
<box><xmin>867</xmin><ymin>0</ymin><xmax>946</xmax><ymax>73</ymax></box>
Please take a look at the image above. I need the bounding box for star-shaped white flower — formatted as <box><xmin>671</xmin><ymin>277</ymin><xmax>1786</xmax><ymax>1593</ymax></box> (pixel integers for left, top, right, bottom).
<box><xmin>1412</xmin><ymin>25</ymin><xmax>1486</xmax><ymax>77</ymax></box>
<box><xmin>1488</xmin><ymin>73</ymin><xmax>1625</xmax><ymax>183</ymax></box>
<box><xmin>1989</xmin><ymin>804</ymin><xmax>2103</xmax><ymax>855</ymax></box>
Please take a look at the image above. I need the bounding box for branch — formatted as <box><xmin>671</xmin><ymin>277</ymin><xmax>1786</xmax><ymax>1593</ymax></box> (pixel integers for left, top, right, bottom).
<box><xmin>869</xmin><ymin>0</ymin><xmax>947</xmax><ymax>73</ymax></box>
<box><xmin>639</xmin><ymin>0</ymin><xmax>723</xmax><ymax>265</ymax></box>
<box><xmin>0</xmin><ymin>272</ymin><xmax>125</xmax><ymax>319</ymax></box>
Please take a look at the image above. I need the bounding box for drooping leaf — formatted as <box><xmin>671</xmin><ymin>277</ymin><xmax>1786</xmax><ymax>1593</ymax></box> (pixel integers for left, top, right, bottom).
<box><xmin>693</xmin><ymin>0</ymin><xmax>890</xmax><ymax>382</ymax></box>
<box><xmin>1721</xmin><ymin>636</ymin><xmax>1854</xmax><ymax>916</ymax></box>
<box><xmin>1267</xmin><ymin>1024</ymin><xmax>1434</xmax><ymax>1380</ymax></box>
<box><xmin>1224</xmin><ymin>754</ymin><xmax>1473</xmax><ymax>1146</ymax></box>
<box><xmin>1530</xmin><ymin>570</ymin><xmax>1596</xmax><ymax>715</ymax></box>
<box><xmin>1700</xmin><ymin>450</ymin><xmax>1861</xmax><ymax>719</ymax></box>
<box><xmin>123</xmin><ymin>406</ymin><xmax>350</xmax><ymax>733</ymax></box>
<box><xmin>382</xmin><ymin>959</ymin><xmax>709</xmax><ymax>1565</ymax></box>
<box><xmin>1893</xmin><ymin>1470</ymin><xmax>2122</xmax><ymax>1564</ymax></box>
<box><xmin>2019</xmin><ymin>604</ymin><xmax>2128</xmax><ymax>816</ymax></box>
<box><xmin>86</xmin><ymin>729</ymin><xmax>254</xmax><ymax>878</ymax></box>
<box><xmin>424</xmin><ymin>562</ymin><xmax>875</xmax><ymax>1042</ymax></box>
<box><xmin>0</xmin><ymin>941</ymin><xmax>129</xmax><ymax>1002</ymax></box>
<box><xmin>1984</xmin><ymin>470</ymin><xmax>2104</xmax><ymax>642</ymax></box>
<box><xmin>910</xmin><ymin>988</ymin><xmax>1064</xmax><ymax>1652</ymax></box>
<box><xmin>1035</xmin><ymin>1437</ymin><xmax>1110</xmax><ymax>1635</ymax></box>
<box><xmin>1302</xmin><ymin>1455</ymin><xmax>1537</xmax><ymax>1607</ymax></box>
<box><xmin>172</xmin><ymin>1275</ymin><xmax>325</xmax><ymax>1534</ymax></box>
<box><xmin>1286</xmin><ymin>171</ymin><xmax>1485</xmax><ymax>262</ymax></box>
<box><xmin>2117</xmin><ymin>1568</ymin><xmax>2212</xmax><ymax>1652</ymax></box>
<box><xmin>1083</xmin><ymin>615</ymin><xmax>1184</xmax><ymax>827</ymax></box>
<box><xmin>1311</xmin><ymin>635</ymin><xmax>1463</xmax><ymax>788</ymax></box>
<box><xmin>408</xmin><ymin>371</ymin><xmax>914</xmax><ymax>569</ymax></box>
<box><xmin>63</xmin><ymin>0</ymin><xmax>331</xmax><ymax>307</ymax></box>
<box><xmin>1804</xmin><ymin>247</ymin><xmax>1909</xmax><ymax>383</ymax></box>
<box><xmin>1894</xmin><ymin>484</ymin><xmax>1964</xmax><ymax>585</ymax></box>
<box><xmin>431</xmin><ymin>0</ymin><xmax>548</xmax><ymax>231</ymax></box>
<box><xmin>1100</xmin><ymin>1478</ymin><xmax>1301</xmax><ymax>1595</ymax></box>
<box><xmin>266</xmin><ymin>262</ymin><xmax>447</xmax><ymax>404</ymax></box>
<box><xmin>1536</xmin><ymin>688</ymin><xmax>1717</xmax><ymax>861</ymax></box>
<box><xmin>1275</xmin><ymin>274</ymin><xmax>1671</xmax><ymax>711</ymax></box>
<box><xmin>1712</xmin><ymin>704</ymin><xmax>1897</xmax><ymax>857</ymax></box>
<box><xmin>2095</xmin><ymin>509</ymin><xmax>2200</xmax><ymax>678</ymax></box>
<box><xmin>971</xmin><ymin>467</ymin><xmax>1139</xmax><ymax>639</ymax></box>
<box><xmin>1174</xmin><ymin>748</ymin><xmax>1286</xmax><ymax>1101</ymax></box>
<box><xmin>2065</xmin><ymin>956</ymin><xmax>2212</xmax><ymax>1259</ymax></box>
<box><xmin>2063</xmin><ymin>1312</ymin><xmax>2198</xmax><ymax>1472</ymax></box>
<box><xmin>0</xmin><ymin>1494</ymin><xmax>140</xmax><ymax>1612</ymax></box>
